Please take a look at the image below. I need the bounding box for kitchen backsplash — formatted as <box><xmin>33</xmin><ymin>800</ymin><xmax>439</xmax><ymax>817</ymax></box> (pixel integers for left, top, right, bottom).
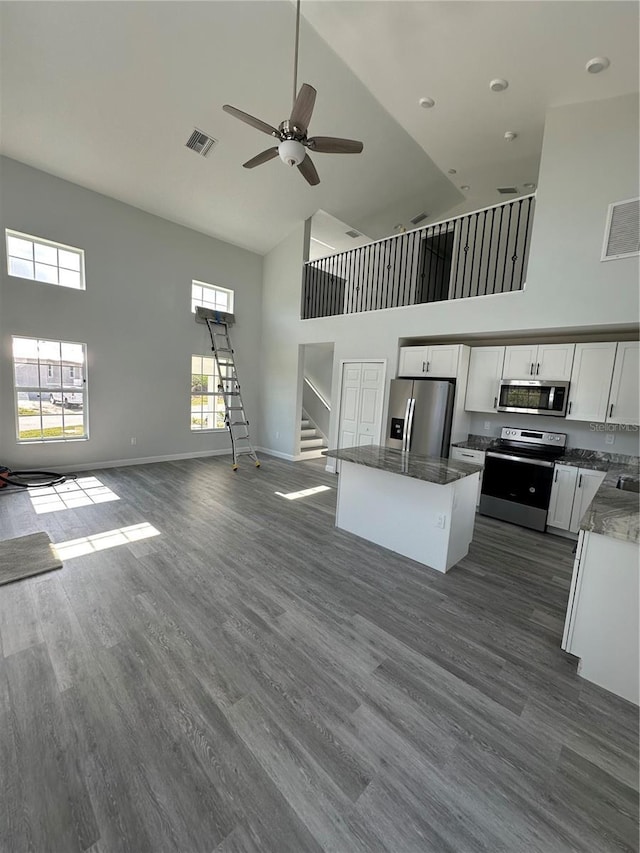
<box><xmin>467</xmin><ymin>412</ymin><xmax>640</xmax><ymax>457</ymax></box>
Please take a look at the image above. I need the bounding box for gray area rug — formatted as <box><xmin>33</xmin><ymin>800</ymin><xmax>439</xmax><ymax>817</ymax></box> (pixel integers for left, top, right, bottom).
<box><xmin>0</xmin><ymin>532</ymin><xmax>63</xmax><ymax>586</ymax></box>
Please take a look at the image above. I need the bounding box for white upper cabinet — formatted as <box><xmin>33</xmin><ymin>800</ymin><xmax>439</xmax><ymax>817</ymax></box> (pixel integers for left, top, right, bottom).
<box><xmin>464</xmin><ymin>347</ymin><xmax>505</xmax><ymax>412</ymax></box>
<box><xmin>566</xmin><ymin>343</ymin><xmax>617</xmax><ymax>422</ymax></box>
<box><xmin>607</xmin><ymin>342</ymin><xmax>639</xmax><ymax>425</ymax></box>
<box><xmin>398</xmin><ymin>346</ymin><xmax>428</xmax><ymax>377</ymax></box>
<box><xmin>503</xmin><ymin>343</ymin><xmax>574</xmax><ymax>380</ymax></box>
<box><xmin>398</xmin><ymin>345</ymin><xmax>460</xmax><ymax>378</ymax></box>
<box><xmin>502</xmin><ymin>345</ymin><xmax>538</xmax><ymax>379</ymax></box>
<box><xmin>535</xmin><ymin>344</ymin><xmax>575</xmax><ymax>381</ymax></box>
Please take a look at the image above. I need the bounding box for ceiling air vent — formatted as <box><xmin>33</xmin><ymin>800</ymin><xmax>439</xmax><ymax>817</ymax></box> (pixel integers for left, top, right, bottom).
<box><xmin>497</xmin><ymin>187</ymin><xmax>518</xmax><ymax>194</ymax></box>
<box><xmin>185</xmin><ymin>129</ymin><xmax>217</xmax><ymax>157</ymax></box>
<box><xmin>410</xmin><ymin>212</ymin><xmax>428</xmax><ymax>226</ymax></box>
<box><xmin>602</xmin><ymin>197</ymin><xmax>640</xmax><ymax>261</ymax></box>
<box><xmin>345</xmin><ymin>229</ymin><xmax>361</xmax><ymax>238</ymax></box>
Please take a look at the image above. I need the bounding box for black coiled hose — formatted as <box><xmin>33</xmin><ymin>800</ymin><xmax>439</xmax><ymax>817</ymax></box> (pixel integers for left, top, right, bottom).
<box><xmin>0</xmin><ymin>467</ymin><xmax>76</xmax><ymax>490</ymax></box>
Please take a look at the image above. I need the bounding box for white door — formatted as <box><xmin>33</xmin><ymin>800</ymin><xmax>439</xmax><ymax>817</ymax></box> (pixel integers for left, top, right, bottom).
<box><xmin>566</xmin><ymin>343</ymin><xmax>617</xmax><ymax>422</ymax></box>
<box><xmin>338</xmin><ymin>362</ymin><xmax>385</xmax><ymax>450</ymax></box>
<box><xmin>425</xmin><ymin>345</ymin><xmax>460</xmax><ymax>378</ymax></box>
<box><xmin>465</xmin><ymin>346</ymin><xmax>505</xmax><ymax>412</ymax></box>
<box><xmin>569</xmin><ymin>469</ymin><xmax>607</xmax><ymax>533</ymax></box>
<box><xmin>398</xmin><ymin>347</ymin><xmax>428</xmax><ymax>377</ymax></box>
<box><xmin>503</xmin><ymin>345</ymin><xmax>538</xmax><ymax>379</ymax></box>
<box><xmin>547</xmin><ymin>464</ymin><xmax>578</xmax><ymax>530</ymax></box>
<box><xmin>535</xmin><ymin>344</ymin><xmax>575</xmax><ymax>381</ymax></box>
<box><xmin>607</xmin><ymin>342</ymin><xmax>639</xmax><ymax>425</ymax></box>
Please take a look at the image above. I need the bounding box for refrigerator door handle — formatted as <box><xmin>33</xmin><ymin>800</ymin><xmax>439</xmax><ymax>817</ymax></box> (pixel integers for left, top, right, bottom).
<box><xmin>401</xmin><ymin>398</ymin><xmax>411</xmax><ymax>451</ymax></box>
<box><xmin>406</xmin><ymin>398</ymin><xmax>416</xmax><ymax>451</ymax></box>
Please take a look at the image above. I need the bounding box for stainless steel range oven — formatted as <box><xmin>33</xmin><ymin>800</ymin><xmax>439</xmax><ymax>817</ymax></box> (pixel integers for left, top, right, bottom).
<box><xmin>479</xmin><ymin>427</ymin><xmax>567</xmax><ymax>531</ymax></box>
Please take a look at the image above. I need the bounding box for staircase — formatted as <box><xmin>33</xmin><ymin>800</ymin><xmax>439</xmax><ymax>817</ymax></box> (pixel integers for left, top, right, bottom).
<box><xmin>299</xmin><ymin>415</ymin><xmax>328</xmax><ymax>458</ymax></box>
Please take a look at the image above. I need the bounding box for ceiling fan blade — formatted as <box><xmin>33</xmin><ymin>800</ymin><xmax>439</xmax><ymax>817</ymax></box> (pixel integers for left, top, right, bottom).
<box><xmin>297</xmin><ymin>154</ymin><xmax>320</xmax><ymax>186</ymax></box>
<box><xmin>222</xmin><ymin>105</ymin><xmax>279</xmax><ymax>137</ymax></box>
<box><xmin>307</xmin><ymin>136</ymin><xmax>364</xmax><ymax>154</ymax></box>
<box><xmin>243</xmin><ymin>148</ymin><xmax>279</xmax><ymax>169</ymax></box>
<box><xmin>290</xmin><ymin>84</ymin><xmax>316</xmax><ymax>132</ymax></box>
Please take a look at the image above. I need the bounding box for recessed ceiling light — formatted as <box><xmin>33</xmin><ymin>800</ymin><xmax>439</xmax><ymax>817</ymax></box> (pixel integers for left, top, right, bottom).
<box><xmin>460</xmin><ymin>185</ymin><xmax>470</xmax><ymax>191</ymax></box>
<box><xmin>490</xmin><ymin>78</ymin><xmax>509</xmax><ymax>92</ymax></box>
<box><xmin>394</xmin><ymin>224</ymin><xmax>407</xmax><ymax>233</ymax></box>
<box><xmin>448</xmin><ymin>169</ymin><xmax>457</xmax><ymax>175</ymax></box>
<box><xmin>419</xmin><ymin>97</ymin><xmax>435</xmax><ymax>109</ymax></box>
<box><xmin>504</xmin><ymin>131</ymin><xmax>518</xmax><ymax>142</ymax></box>
<box><xmin>586</xmin><ymin>56</ymin><xmax>610</xmax><ymax>74</ymax></box>
<box><xmin>523</xmin><ymin>182</ymin><xmax>536</xmax><ymax>190</ymax></box>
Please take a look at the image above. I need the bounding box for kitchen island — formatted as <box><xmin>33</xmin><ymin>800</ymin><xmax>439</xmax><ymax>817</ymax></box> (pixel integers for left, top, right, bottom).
<box><xmin>324</xmin><ymin>445</ymin><xmax>481</xmax><ymax>573</ymax></box>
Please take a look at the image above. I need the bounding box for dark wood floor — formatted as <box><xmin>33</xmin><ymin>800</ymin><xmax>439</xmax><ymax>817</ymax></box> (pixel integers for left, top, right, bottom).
<box><xmin>0</xmin><ymin>454</ymin><xmax>637</xmax><ymax>852</ymax></box>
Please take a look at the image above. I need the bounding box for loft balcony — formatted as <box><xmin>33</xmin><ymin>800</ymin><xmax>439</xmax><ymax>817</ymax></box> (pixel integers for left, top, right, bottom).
<box><xmin>301</xmin><ymin>195</ymin><xmax>535</xmax><ymax>320</ymax></box>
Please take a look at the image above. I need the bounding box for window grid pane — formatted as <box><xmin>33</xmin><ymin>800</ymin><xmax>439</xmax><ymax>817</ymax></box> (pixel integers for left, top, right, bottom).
<box><xmin>191</xmin><ymin>280</ymin><xmax>233</xmax><ymax>314</ymax></box>
<box><xmin>13</xmin><ymin>336</ymin><xmax>88</xmax><ymax>442</ymax></box>
<box><xmin>191</xmin><ymin>354</ymin><xmax>226</xmax><ymax>430</ymax></box>
<box><xmin>6</xmin><ymin>230</ymin><xmax>85</xmax><ymax>290</ymax></box>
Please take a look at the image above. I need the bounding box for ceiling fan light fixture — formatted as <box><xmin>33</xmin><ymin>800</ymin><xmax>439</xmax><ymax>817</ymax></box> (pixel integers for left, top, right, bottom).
<box><xmin>278</xmin><ymin>139</ymin><xmax>306</xmax><ymax>167</ymax></box>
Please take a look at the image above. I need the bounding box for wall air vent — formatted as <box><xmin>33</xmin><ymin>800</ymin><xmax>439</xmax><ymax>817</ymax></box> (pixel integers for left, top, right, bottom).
<box><xmin>497</xmin><ymin>187</ymin><xmax>518</xmax><ymax>194</ymax></box>
<box><xmin>601</xmin><ymin>197</ymin><xmax>640</xmax><ymax>261</ymax></box>
<box><xmin>410</xmin><ymin>212</ymin><xmax>429</xmax><ymax>225</ymax></box>
<box><xmin>345</xmin><ymin>229</ymin><xmax>361</xmax><ymax>238</ymax></box>
<box><xmin>185</xmin><ymin>129</ymin><xmax>217</xmax><ymax>157</ymax></box>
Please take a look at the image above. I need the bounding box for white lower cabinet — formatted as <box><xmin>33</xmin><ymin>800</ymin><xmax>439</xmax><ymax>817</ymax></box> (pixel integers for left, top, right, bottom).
<box><xmin>450</xmin><ymin>447</ymin><xmax>485</xmax><ymax>507</ymax></box>
<box><xmin>548</xmin><ymin>464</ymin><xmax>606</xmax><ymax>533</ymax></box>
<box><xmin>547</xmin><ymin>464</ymin><xmax>578</xmax><ymax>530</ymax></box>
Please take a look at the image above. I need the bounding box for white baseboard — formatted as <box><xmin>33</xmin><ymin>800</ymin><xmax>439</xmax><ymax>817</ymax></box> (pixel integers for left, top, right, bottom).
<box><xmin>255</xmin><ymin>447</ymin><xmax>297</xmax><ymax>462</ymax></box>
<box><xmin>50</xmin><ymin>448</ymin><xmax>232</xmax><ymax>474</ymax></box>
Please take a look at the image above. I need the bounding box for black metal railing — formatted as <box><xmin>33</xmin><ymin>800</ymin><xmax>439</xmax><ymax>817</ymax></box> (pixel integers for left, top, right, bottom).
<box><xmin>301</xmin><ymin>195</ymin><xmax>535</xmax><ymax>319</ymax></box>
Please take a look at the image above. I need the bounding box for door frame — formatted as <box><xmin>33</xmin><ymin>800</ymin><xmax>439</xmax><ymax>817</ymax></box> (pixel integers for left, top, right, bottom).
<box><xmin>329</xmin><ymin>358</ymin><xmax>387</xmax><ymax>473</ymax></box>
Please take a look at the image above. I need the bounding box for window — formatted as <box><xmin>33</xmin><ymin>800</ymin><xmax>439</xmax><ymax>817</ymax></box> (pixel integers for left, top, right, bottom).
<box><xmin>191</xmin><ymin>355</ymin><xmax>226</xmax><ymax>431</ymax></box>
<box><xmin>13</xmin><ymin>337</ymin><xmax>88</xmax><ymax>442</ymax></box>
<box><xmin>191</xmin><ymin>280</ymin><xmax>233</xmax><ymax>314</ymax></box>
<box><xmin>6</xmin><ymin>229</ymin><xmax>85</xmax><ymax>290</ymax></box>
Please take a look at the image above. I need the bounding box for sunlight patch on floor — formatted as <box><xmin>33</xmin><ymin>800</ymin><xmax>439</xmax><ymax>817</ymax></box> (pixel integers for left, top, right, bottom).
<box><xmin>275</xmin><ymin>484</ymin><xmax>332</xmax><ymax>501</ymax></box>
<box><xmin>29</xmin><ymin>476</ymin><xmax>120</xmax><ymax>514</ymax></box>
<box><xmin>53</xmin><ymin>522</ymin><xmax>161</xmax><ymax>560</ymax></box>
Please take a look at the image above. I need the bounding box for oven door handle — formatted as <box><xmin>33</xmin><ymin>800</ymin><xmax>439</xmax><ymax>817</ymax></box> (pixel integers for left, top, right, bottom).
<box><xmin>486</xmin><ymin>451</ymin><xmax>555</xmax><ymax>468</ymax></box>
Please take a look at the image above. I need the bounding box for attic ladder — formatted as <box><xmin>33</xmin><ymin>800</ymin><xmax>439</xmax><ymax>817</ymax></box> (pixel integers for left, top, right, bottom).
<box><xmin>195</xmin><ymin>306</ymin><xmax>260</xmax><ymax>471</ymax></box>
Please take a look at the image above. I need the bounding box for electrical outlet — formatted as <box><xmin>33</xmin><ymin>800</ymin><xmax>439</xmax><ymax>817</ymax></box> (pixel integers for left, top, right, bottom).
<box><xmin>605</xmin><ymin>433</ymin><xmax>615</xmax><ymax>445</ymax></box>
<box><xmin>484</xmin><ymin>421</ymin><xmax>491</xmax><ymax>431</ymax></box>
<box><xmin>436</xmin><ymin>513</ymin><xmax>446</xmax><ymax>529</ymax></box>
<box><xmin>130</xmin><ymin>437</ymin><xmax>137</xmax><ymax>446</ymax></box>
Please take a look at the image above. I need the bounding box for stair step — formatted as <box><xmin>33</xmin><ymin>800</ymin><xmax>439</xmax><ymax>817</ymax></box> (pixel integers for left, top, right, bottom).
<box><xmin>300</xmin><ymin>444</ymin><xmax>328</xmax><ymax>455</ymax></box>
<box><xmin>300</xmin><ymin>419</ymin><xmax>312</xmax><ymax>429</ymax></box>
<box><xmin>300</xmin><ymin>437</ymin><xmax>325</xmax><ymax>448</ymax></box>
<box><xmin>300</xmin><ymin>428</ymin><xmax>318</xmax><ymax>438</ymax></box>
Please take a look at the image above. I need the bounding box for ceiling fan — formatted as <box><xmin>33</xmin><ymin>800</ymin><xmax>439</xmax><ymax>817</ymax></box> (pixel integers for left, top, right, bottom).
<box><xmin>222</xmin><ymin>0</ymin><xmax>363</xmax><ymax>186</ymax></box>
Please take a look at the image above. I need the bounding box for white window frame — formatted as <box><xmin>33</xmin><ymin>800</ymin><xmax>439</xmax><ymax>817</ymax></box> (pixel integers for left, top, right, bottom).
<box><xmin>12</xmin><ymin>336</ymin><xmax>89</xmax><ymax>443</ymax></box>
<box><xmin>190</xmin><ymin>354</ymin><xmax>226</xmax><ymax>432</ymax></box>
<box><xmin>5</xmin><ymin>229</ymin><xmax>86</xmax><ymax>290</ymax></box>
<box><xmin>191</xmin><ymin>280</ymin><xmax>234</xmax><ymax>314</ymax></box>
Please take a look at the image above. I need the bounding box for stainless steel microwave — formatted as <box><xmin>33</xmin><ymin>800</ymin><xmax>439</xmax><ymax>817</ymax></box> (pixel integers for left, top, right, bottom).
<box><xmin>497</xmin><ymin>379</ymin><xmax>570</xmax><ymax>417</ymax></box>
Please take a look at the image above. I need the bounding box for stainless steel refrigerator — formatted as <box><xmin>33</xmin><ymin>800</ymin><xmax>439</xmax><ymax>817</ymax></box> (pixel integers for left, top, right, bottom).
<box><xmin>385</xmin><ymin>379</ymin><xmax>456</xmax><ymax>457</ymax></box>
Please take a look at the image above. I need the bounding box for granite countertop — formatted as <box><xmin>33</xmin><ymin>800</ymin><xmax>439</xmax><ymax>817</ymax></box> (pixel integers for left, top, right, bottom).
<box><xmin>451</xmin><ymin>435</ymin><xmax>494</xmax><ymax>451</ymax></box>
<box><xmin>324</xmin><ymin>445</ymin><xmax>482</xmax><ymax>486</ymax></box>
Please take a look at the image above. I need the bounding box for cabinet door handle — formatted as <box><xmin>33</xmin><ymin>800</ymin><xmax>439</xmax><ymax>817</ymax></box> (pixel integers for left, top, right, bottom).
<box><xmin>493</xmin><ymin>396</ymin><xmax>497</xmax><ymax>409</ymax></box>
<box><xmin>578</xmin><ymin>474</ymin><xmax>583</xmax><ymax>488</ymax></box>
<box><xmin>536</xmin><ymin>362</ymin><xmax>540</xmax><ymax>375</ymax></box>
<box><xmin>554</xmin><ymin>469</ymin><xmax>558</xmax><ymax>483</ymax></box>
<box><xmin>568</xmin><ymin>401</ymin><xmax>572</xmax><ymax>415</ymax></box>
<box><xmin>422</xmin><ymin>361</ymin><xmax>426</xmax><ymax>372</ymax></box>
<box><xmin>426</xmin><ymin>361</ymin><xmax>430</xmax><ymax>373</ymax></box>
<box><xmin>530</xmin><ymin>362</ymin><xmax>534</xmax><ymax>375</ymax></box>
<box><xmin>609</xmin><ymin>403</ymin><xmax>614</xmax><ymax>419</ymax></box>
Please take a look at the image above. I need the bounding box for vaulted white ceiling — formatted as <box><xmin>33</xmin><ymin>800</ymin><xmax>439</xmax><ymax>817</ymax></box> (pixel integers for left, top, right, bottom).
<box><xmin>1</xmin><ymin>2</ymin><xmax>637</xmax><ymax>255</ymax></box>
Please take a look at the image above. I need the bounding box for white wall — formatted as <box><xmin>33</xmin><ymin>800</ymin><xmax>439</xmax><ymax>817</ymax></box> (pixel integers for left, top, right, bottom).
<box><xmin>0</xmin><ymin>157</ymin><xmax>263</xmax><ymax>469</ymax></box>
<box><xmin>259</xmin><ymin>94</ymin><xmax>639</xmax><ymax>459</ymax></box>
